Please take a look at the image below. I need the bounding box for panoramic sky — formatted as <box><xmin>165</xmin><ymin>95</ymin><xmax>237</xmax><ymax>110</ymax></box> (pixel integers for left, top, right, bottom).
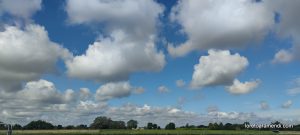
<box><xmin>0</xmin><ymin>0</ymin><xmax>300</xmax><ymax>127</ymax></box>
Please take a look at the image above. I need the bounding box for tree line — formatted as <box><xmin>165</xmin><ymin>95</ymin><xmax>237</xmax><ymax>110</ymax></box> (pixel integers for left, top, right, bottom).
<box><xmin>0</xmin><ymin>116</ymin><xmax>176</xmax><ymax>130</ymax></box>
<box><xmin>1</xmin><ymin>117</ymin><xmax>300</xmax><ymax>131</ymax></box>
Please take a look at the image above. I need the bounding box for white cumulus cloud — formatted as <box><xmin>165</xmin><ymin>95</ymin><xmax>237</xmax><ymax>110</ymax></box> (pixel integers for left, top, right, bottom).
<box><xmin>176</xmin><ymin>79</ymin><xmax>186</xmax><ymax>87</ymax></box>
<box><xmin>226</xmin><ymin>79</ymin><xmax>260</xmax><ymax>95</ymax></box>
<box><xmin>66</xmin><ymin>31</ymin><xmax>165</xmax><ymax>82</ymax></box>
<box><xmin>17</xmin><ymin>79</ymin><xmax>76</xmax><ymax>104</ymax></box>
<box><xmin>272</xmin><ymin>49</ymin><xmax>294</xmax><ymax>64</ymax></box>
<box><xmin>65</xmin><ymin>0</ymin><xmax>163</xmax><ymax>42</ymax></box>
<box><xmin>281</xmin><ymin>100</ymin><xmax>292</xmax><ymax>109</ymax></box>
<box><xmin>260</xmin><ymin>101</ymin><xmax>270</xmax><ymax>110</ymax></box>
<box><xmin>79</xmin><ymin>88</ymin><xmax>91</xmax><ymax>100</ymax></box>
<box><xmin>157</xmin><ymin>85</ymin><xmax>170</xmax><ymax>93</ymax></box>
<box><xmin>96</xmin><ymin>81</ymin><xmax>137</xmax><ymax>101</ymax></box>
<box><xmin>191</xmin><ymin>50</ymin><xmax>249</xmax><ymax>88</ymax></box>
<box><xmin>65</xmin><ymin>0</ymin><xmax>166</xmax><ymax>82</ymax></box>
<box><xmin>268</xmin><ymin>0</ymin><xmax>300</xmax><ymax>63</ymax></box>
<box><xmin>287</xmin><ymin>78</ymin><xmax>300</xmax><ymax>96</ymax></box>
<box><xmin>168</xmin><ymin>0</ymin><xmax>274</xmax><ymax>57</ymax></box>
<box><xmin>0</xmin><ymin>24</ymin><xmax>71</xmax><ymax>91</ymax></box>
<box><xmin>0</xmin><ymin>0</ymin><xmax>41</xmax><ymax>19</ymax></box>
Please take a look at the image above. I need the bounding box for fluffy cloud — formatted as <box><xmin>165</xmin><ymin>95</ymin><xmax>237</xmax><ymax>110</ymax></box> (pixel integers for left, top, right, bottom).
<box><xmin>269</xmin><ymin>0</ymin><xmax>300</xmax><ymax>63</ymax></box>
<box><xmin>0</xmin><ymin>80</ymin><xmax>72</xmax><ymax>120</ymax></box>
<box><xmin>0</xmin><ymin>79</ymin><xmax>107</xmax><ymax>125</ymax></box>
<box><xmin>272</xmin><ymin>49</ymin><xmax>294</xmax><ymax>64</ymax></box>
<box><xmin>133</xmin><ymin>87</ymin><xmax>145</xmax><ymax>94</ymax></box>
<box><xmin>288</xmin><ymin>88</ymin><xmax>300</xmax><ymax>96</ymax></box>
<box><xmin>65</xmin><ymin>0</ymin><xmax>166</xmax><ymax>82</ymax></box>
<box><xmin>0</xmin><ymin>24</ymin><xmax>71</xmax><ymax>91</ymax></box>
<box><xmin>207</xmin><ymin>111</ymin><xmax>257</xmax><ymax>122</ymax></box>
<box><xmin>287</xmin><ymin>78</ymin><xmax>300</xmax><ymax>96</ymax></box>
<box><xmin>226</xmin><ymin>79</ymin><xmax>260</xmax><ymax>95</ymax></box>
<box><xmin>65</xmin><ymin>0</ymin><xmax>163</xmax><ymax>42</ymax></box>
<box><xmin>66</xmin><ymin>31</ymin><xmax>165</xmax><ymax>82</ymax></box>
<box><xmin>157</xmin><ymin>85</ymin><xmax>170</xmax><ymax>93</ymax></box>
<box><xmin>206</xmin><ymin>106</ymin><xmax>219</xmax><ymax>113</ymax></box>
<box><xmin>0</xmin><ymin>0</ymin><xmax>41</xmax><ymax>19</ymax></box>
<box><xmin>281</xmin><ymin>100</ymin><xmax>292</xmax><ymax>109</ymax></box>
<box><xmin>168</xmin><ymin>0</ymin><xmax>274</xmax><ymax>57</ymax></box>
<box><xmin>106</xmin><ymin>104</ymin><xmax>197</xmax><ymax>126</ymax></box>
<box><xmin>17</xmin><ymin>80</ymin><xmax>76</xmax><ymax>104</ymax></box>
<box><xmin>79</xmin><ymin>88</ymin><xmax>90</xmax><ymax>100</ymax></box>
<box><xmin>176</xmin><ymin>79</ymin><xmax>186</xmax><ymax>87</ymax></box>
<box><xmin>176</xmin><ymin>97</ymin><xmax>186</xmax><ymax>108</ymax></box>
<box><xmin>260</xmin><ymin>101</ymin><xmax>270</xmax><ymax>110</ymax></box>
<box><xmin>191</xmin><ymin>50</ymin><xmax>248</xmax><ymax>88</ymax></box>
<box><xmin>96</xmin><ymin>81</ymin><xmax>138</xmax><ymax>101</ymax></box>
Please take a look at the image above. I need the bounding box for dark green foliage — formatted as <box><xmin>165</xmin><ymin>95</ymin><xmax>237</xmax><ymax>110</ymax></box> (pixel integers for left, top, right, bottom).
<box><xmin>65</xmin><ymin>125</ymin><xmax>75</xmax><ymax>129</ymax></box>
<box><xmin>90</xmin><ymin>116</ymin><xmax>112</xmax><ymax>129</ymax></box>
<box><xmin>3</xmin><ymin>117</ymin><xmax>300</xmax><ymax>131</ymax></box>
<box><xmin>224</xmin><ymin>123</ymin><xmax>234</xmax><ymax>130</ymax></box>
<box><xmin>197</xmin><ymin>125</ymin><xmax>207</xmax><ymax>129</ymax></box>
<box><xmin>76</xmin><ymin>124</ymin><xmax>88</xmax><ymax>129</ymax></box>
<box><xmin>294</xmin><ymin>124</ymin><xmax>300</xmax><ymax>131</ymax></box>
<box><xmin>0</xmin><ymin>121</ymin><xmax>6</xmax><ymax>130</ymax></box>
<box><xmin>153</xmin><ymin>124</ymin><xmax>158</xmax><ymax>129</ymax></box>
<box><xmin>127</xmin><ymin>120</ymin><xmax>138</xmax><ymax>129</ymax></box>
<box><xmin>146</xmin><ymin>122</ymin><xmax>159</xmax><ymax>129</ymax></box>
<box><xmin>56</xmin><ymin>125</ymin><xmax>63</xmax><ymax>129</ymax></box>
<box><xmin>13</xmin><ymin>124</ymin><xmax>22</xmax><ymax>130</ymax></box>
<box><xmin>24</xmin><ymin>120</ymin><xmax>54</xmax><ymax>130</ymax></box>
<box><xmin>111</xmin><ymin>121</ymin><xmax>126</xmax><ymax>129</ymax></box>
<box><xmin>181</xmin><ymin>123</ymin><xmax>197</xmax><ymax>129</ymax></box>
<box><xmin>90</xmin><ymin>116</ymin><xmax>127</xmax><ymax>129</ymax></box>
<box><xmin>208</xmin><ymin>122</ymin><xmax>243</xmax><ymax>130</ymax></box>
<box><xmin>165</xmin><ymin>122</ymin><xmax>176</xmax><ymax>130</ymax></box>
<box><xmin>147</xmin><ymin>123</ymin><xmax>153</xmax><ymax>129</ymax></box>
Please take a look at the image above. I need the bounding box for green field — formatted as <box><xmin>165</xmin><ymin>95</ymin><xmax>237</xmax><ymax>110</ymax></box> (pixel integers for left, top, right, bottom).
<box><xmin>1</xmin><ymin>129</ymin><xmax>299</xmax><ymax>135</ymax></box>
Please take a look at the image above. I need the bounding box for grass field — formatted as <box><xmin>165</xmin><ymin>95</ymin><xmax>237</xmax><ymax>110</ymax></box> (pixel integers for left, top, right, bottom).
<box><xmin>1</xmin><ymin>129</ymin><xmax>298</xmax><ymax>135</ymax></box>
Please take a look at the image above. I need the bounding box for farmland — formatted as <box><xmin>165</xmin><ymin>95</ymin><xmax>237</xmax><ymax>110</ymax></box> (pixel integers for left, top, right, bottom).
<box><xmin>1</xmin><ymin>129</ymin><xmax>298</xmax><ymax>135</ymax></box>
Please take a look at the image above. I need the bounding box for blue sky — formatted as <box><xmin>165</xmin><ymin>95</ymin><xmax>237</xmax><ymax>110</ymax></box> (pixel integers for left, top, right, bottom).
<box><xmin>0</xmin><ymin>0</ymin><xmax>300</xmax><ymax>126</ymax></box>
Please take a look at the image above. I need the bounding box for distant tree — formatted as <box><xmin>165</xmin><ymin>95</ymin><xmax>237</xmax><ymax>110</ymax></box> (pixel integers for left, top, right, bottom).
<box><xmin>197</xmin><ymin>125</ymin><xmax>207</xmax><ymax>129</ymax></box>
<box><xmin>76</xmin><ymin>124</ymin><xmax>88</xmax><ymax>129</ymax></box>
<box><xmin>294</xmin><ymin>124</ymin><xmax>300</xmax><ymax>131</ymax></box>
<box><xmin>57</xmin><ymin>125</ymin><xmax>63</xmax><ymax>129</ymax></box>
<box><xmin>224</xmin><ymin>123</ymin><xmax>233</xmax><ymax>130</ymax></box>
<box><xmin>213</xmin><ymin>123</ymin><xmax>219</xmax><ymax>130</ymax></box>
<box><xmin>65</xmin><ymin>125</ymin><xmax>75</xmax><ymax>129</ymax></box>
<box><xmin>24</xmin><ymin>120</ymin><xmax>54</xmax><ymax>130</ymax></box>
<box><xmin>127</xmin><ymin>120</ymin><xmax>138</xmax><ymax>129</ymax></box>
<box><xmin>189</xmin><ymin>125</ymin><xmax>196</xmax><ymax>128</ymax></box>
<box><xmin>0</xmin><ymin>123</ymin><xmax>5</xmax><ymax>130</ymax></box>
<box><xmin>147</xmin><ymin>123</ymin><xmax>153</xmax><ymax>129</ymax></box>
<box><xmin>271</xmin><ymin>121</ymin><xmax>281</xmax><ymax>125</ymax></box>
<box><xmin>157</xmin><ymin>126</ymin><xmax>161</xmax><ymax>130</ymax></box>
<box><xmin>242</xmin><ymin>122</ymin><xmax>250</xmax><ymax>130</ymax></box>
<box><xmin>208</xmin><ymin>123</ymin><xmax>214</xmax><ymax>129</ymax></box>
<box><xmin>165</xmin><ymin>122</ymin><xmax>176</xmax><ymax>130</ymax></box>
<box><xmin>111</xmin><ymin>121</ymin><xmax>126</xmax><ymax>129</ymax></box>
<box><xmin>219</xmin><ymin>122</ymin><xmax>224</xmax><ymax>130</ymax></box>
<box><xmin>185</xmin><ymin>123</ymin><xmax>189</xmax><ymax>128</ymax></box>
<box><xmin>153</xmin><ymin>124</ymin><xmax>158</xmax><ymax>129</ymax></box>
<box><xmin>243</xmin><ymin>122</ymin><xmax>250</xmax><ymax>125</ymax></box>
<box><xmin>90</xmin><ymin>116</ymin><xmax>112</xmax><ymax>129</ymax></box>
<box><xmin>13</xmin><ymin>124</ymin><xmax>22</xmax><ymax>130</ymax></box>
<box><xmin>233</xmin><ymin>124</ymin><xmax>241</xmax><ymax>130</ymax></box>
